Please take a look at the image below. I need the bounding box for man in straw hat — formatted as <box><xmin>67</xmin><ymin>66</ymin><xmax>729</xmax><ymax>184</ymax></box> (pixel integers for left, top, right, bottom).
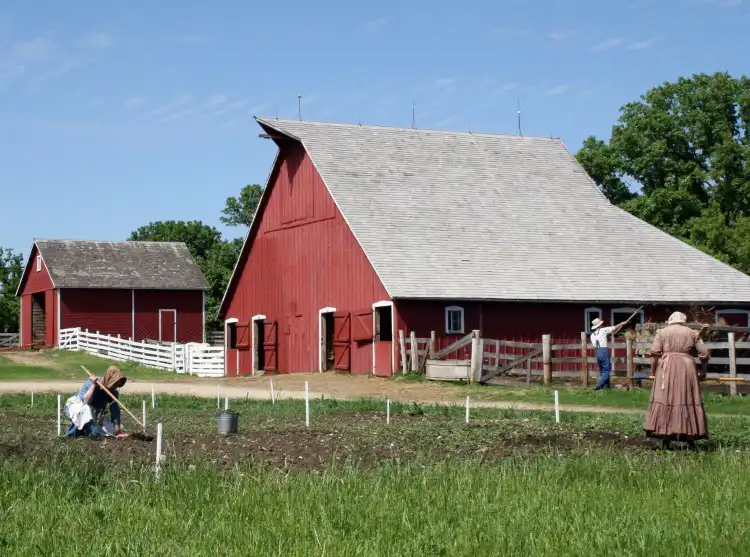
<box><xmin>64</xmin><ymin>365</ymin><xmax>128</xmax><ymax>438</ymax></box>
<box><xmin>644</xmin><ymin>311</ymin><xmax>710</xmax><ymax>449</ymax></box>
<box><xmin>590</xmin><ymin>315</ymin><xmax>636</xmax><ymax>390</ymax></box>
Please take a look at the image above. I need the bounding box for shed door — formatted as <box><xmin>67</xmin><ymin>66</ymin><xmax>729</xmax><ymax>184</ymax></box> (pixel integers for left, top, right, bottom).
<box><xmin>352</xmin><ymin>308</ymin><xmax>374</xmax><ymax>342</ymax></box>
<box><xmin>333</xmin><ymin>312</ymin><xmax>351</xmax><ymax>371</ymax></box>
<box><xmin>263</xmin><ymin>321</ymin><xmax>278</xmax><ymax>371</ymax></box>
<box><xmin>159</xmin><ymin>310</ymin><xmax>177</xmax><ymax>343</ymax></box>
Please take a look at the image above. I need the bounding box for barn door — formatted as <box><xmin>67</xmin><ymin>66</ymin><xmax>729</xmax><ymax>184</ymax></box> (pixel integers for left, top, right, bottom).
<box><xmin>333</xmin><ymin>312</ymin><xmax>351</xmax><ymax>371</ymax></box>
<box><xmin>235</xmin><ymin>323</ymin><xmax>250</xmax><ymax>349</ymax></box>
<box><xmin>352</xmin><ymin>308</ymin><xmax>374</xmax><ymax>342</ymax></box>
<box><xmin>159</xmin><ymin>310</ymin><xmax>177</xmax><ymax>343</ymax></box>
<box><xmin>263</xmin><ymin>321</ymin><xmax>278</xmax><ymax>371</ymax></box>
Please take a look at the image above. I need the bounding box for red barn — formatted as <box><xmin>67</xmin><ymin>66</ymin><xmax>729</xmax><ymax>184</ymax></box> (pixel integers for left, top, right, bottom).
<box><xmin>16</xmin><ymin>240</ymin><xmax>209</xmax><ymax>347</ymax></box>
<box><xmin>217</xmin><ymin>118</ymin><xmax>750</xmax><ymax>376</ymax></box>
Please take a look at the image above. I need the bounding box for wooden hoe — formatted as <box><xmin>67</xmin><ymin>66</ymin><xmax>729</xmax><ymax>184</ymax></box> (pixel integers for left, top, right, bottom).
<box><xmin>80</xmin><ymin>365</ymin><xmax>149</xmax><ymax>437</ymax></box>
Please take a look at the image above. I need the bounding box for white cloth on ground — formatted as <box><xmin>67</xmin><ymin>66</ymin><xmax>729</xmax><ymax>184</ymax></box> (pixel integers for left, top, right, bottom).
<box><xmin>64</xmin><ymin>396</ymin><xmax>93</xmax><ymax>430</ymax></box>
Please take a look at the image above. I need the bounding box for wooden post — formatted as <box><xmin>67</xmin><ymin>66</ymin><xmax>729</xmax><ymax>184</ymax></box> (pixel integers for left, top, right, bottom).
<box><xmin>410</xmin><ymin>331</ymin><xmax>418</xmax><ymax>372</ymax></box>
<box><xmin>610</xmin><ymin>343</ymin><xmax>616</xmax><ymax>378</ymax></box>
<box><xmin>475</xmin><ymin>337</ymin><xmax>484</xmax><ymax>382</ymax></box>
<box><xmin>580</xmin><ymin>332</ymin><xmax>589</xmax><ymax>388</ymax></box>
<box><xmin>429</xmin><ymin>331</ymin><xmax>437</xmax><ymax>357</ymax></box>
<box><xmin>626</xmin><ymin>337</ymin><xmax>634</xmax><ymax>390</ymax></box>
<box><xmin>542</xmin><ymin>334</ymin><xmax>552</xmax><ymax>386</ymax></box>
<box><xmin>469</xmin><ymin>331</ymin><xmax>480</xmax><ymax>383</ymax></box>
<box><xmin>526</xmin><ymin>353</ymin><xmax>532</xmax><ymax>384</ymax></box>
<box><xmin>398</xmin><ymin>330</ymin><xmax>407</xmax><ymax>374</ymax></box>
<box><xmin>494</xmin><ymin>340</ymin><xmax>501</xmax><ymax>371</ymax></box>
<box><xmin>729</xmin><ymin>332</ymin><xmax>737</xmax><ymax>396</ymax></box>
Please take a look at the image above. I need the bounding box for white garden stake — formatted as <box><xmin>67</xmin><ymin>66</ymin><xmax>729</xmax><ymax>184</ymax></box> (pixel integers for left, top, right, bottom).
<box><xmin>31</xmin><ymin>391</ymin><xmax>34</xmax><ymax>408</ymax></box>
<box><xmin>465</xmin><ymin>396</ymin><xmax>470</xmax><ymax>425</ymax></box>
<box><xmin>57</xmin><ymin>394</ymin><xmax>61</xmax><ymax>437</ymax></box>
<box><xmin>305</xmin><ymin>381</ymin><xmax>310</xmax><ymax>429</ymax></box>
<box><xmin>151</xmin><ymin>384</ymin><xmax>155</xmax><ymax>410</ymax></box>
<box><xmin>386</xmin><ymin>398</ymin><xmax>391</xmax><ymax>425</ymax></box>
<box><xmin>142</xmin><ymin>400</ymin><xmax>147</xmax><ymax>433</ymax></box>
<box><xmin>155</xmin><ymin>422</ymin><xmax>163</xmax><ymax>481</ymax></box>
<box><xmin>224</xmin><ymin>397</ymin><xmax>229</xmax><ymax>411</ymax></box>
<box><xmin>554</xmin><ymin>390</ymin><xmax>560</xmax><ymax>424</ymax></box>
<box><xmin>269</xmin><ymin>379</ymin><xmax>276</xmax><ymax>404</ymax></box>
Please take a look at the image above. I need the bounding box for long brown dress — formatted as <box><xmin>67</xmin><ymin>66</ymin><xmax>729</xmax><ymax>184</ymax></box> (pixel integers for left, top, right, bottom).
<box><xmin>643</xmin><ymin>323</ymin><xmax>709</xmax><ymax>441</ymax></box>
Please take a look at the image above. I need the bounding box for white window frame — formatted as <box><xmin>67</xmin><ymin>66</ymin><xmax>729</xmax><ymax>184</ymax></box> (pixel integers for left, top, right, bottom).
<box><xmin>610</xmin><ymin>307</ymin><xmax>645</xmax><ymax>330</ymax></box>
<box><xmin>251</xmin><ymin>314</ymin><xmax>266</xmax><ymax>376</ymax></box>
<box><xmin>36</xmin><ymin>255</ymin><xmax>42</xmax><ymax>272</ymax></box>
<box><xmin>318</xmin><ymin>307</ymin><xmax>336</xmax><ymax>373</ymax></box>
<box><xmin>715</xmin><ymin>309</ymin><xmax>750</xmax><ymax>327</ymax></box>
<box><xmin>372</xmin><ymin>300</ymin><xmax>396</xmax><ymax>374</ymax></box>
<box><xmin>445</xmin><ymin>305</ymin><xmax>465</xmax><ymax>334</ymax></box>
<box><xmin>224</xmin><ymin>317</ymin><xmax>239</xmax><ymax>376</ymax></box>
<box><xmin>158</xmin><ymin>309</ymin><xmax>177</xmax><ymax>343</ymax></box>
<box><xmin>584</xmin><ymin>307</ymin><xmax>603</xmax><ymax>334</ymax></box>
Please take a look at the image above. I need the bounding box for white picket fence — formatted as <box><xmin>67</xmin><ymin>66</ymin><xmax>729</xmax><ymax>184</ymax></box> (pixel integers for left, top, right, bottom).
<box><xmin>58</xmin><ymin>328</ymin><xmax>224</xmax><ymax>377</ymax></box>
<box><xmin>0</xmin><ymin>333</ymin><xmax>19</xmax><ymax>348</ymax></box>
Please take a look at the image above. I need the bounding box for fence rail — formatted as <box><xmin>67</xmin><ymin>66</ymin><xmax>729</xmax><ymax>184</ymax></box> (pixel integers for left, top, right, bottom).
<box><xmin>58</xmin><ymin>328</ymin><xmax>224</xmax><ymax>377</ymax></box>
<box><xmin>0</xmin><ymin>333</ymin><xmax>19</xmax><ymax>348</ymax></box>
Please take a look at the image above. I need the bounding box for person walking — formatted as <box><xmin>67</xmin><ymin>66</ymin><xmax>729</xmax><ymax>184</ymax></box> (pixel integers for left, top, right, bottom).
<box><xmin>644</xmin><ymin>312</ymin><xmax>710</xmax><ymax>449</ymax></box>
<box><xmin>64</xmin><ymin>365</ymin><xmax>129</xmax><ymax>438</ymax></box>
<box><xmin>590</xmin><ymin>315</ymin><xmax>636</xmax><ymax>390</ymax></box>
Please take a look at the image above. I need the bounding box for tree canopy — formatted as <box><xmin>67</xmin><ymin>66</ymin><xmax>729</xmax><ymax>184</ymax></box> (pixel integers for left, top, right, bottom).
<box><xmin>576</xmin><ymin>72</ymin><xmax>750</xmax><ymax>274</ymax></box>
<box><xmin>0</xmin><ymin>248</ymin><xmax>23</xmax><ymax>333</ymax></box>
<box><xmin>220</xmin><ymin>184</ymin><xmax>263</xmax><ymax>228</ymax></box>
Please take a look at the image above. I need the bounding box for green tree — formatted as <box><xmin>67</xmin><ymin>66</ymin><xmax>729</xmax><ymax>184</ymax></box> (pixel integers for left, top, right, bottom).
<box><xmin>220</xmin><ymin>184</ymin><xmax>263</xmax><ymax>228</ymax></box>
<box><xmin>0</xmin><ymin>248</ymin><xmax>23</xmax><ymax>333</ymax></box>
<box><xmin>576</xmin><ymin>72</ymin><xmax>750</xmax><ymax>274</ymax></box>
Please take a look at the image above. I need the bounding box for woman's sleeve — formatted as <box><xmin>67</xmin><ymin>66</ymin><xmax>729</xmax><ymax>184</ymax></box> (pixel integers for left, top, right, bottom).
<box><xmin>694</xmin><ymin>332</ymin><xmax>710</xmax><ymax>357</ymax></box>
<box><xmin>648</xmin><ymin>331</ymin><xmax>663</xmax><ymax>358</ymax></box>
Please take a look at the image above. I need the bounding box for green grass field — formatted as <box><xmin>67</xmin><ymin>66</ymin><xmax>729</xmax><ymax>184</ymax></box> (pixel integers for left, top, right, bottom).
<box><xmin>2</xmin><ymin>394</ymin><xmax>750</xmax><ymax>555</ymax></box>
<box><xmin>0</xmin><ymin>350</ymin><xmax>183</xmax><ymax>381</ymax></box>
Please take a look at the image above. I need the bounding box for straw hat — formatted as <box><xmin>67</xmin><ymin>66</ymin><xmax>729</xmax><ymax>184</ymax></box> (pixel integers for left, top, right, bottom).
<box><xmin>667</xmin><ymin>311</ymin><xmax>687</xmax><ymax>326</ymax></box>
<box><xmin>591</xmin><ymin>318</ymin><xmax>605</xmax><ymax>331</ymax></box>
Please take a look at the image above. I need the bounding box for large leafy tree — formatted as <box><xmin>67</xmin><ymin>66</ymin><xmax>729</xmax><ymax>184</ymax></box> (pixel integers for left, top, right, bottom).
<box><xmin>0</xmin><ymin>247</ymin><xmax>23</xmax><ymax>332</ymax></box>
<box><xmin>576</xmin><ymin>72</ymin><xmax>750</xmax><ymax>274</ymax></box>
<box><xmin>220</xmin><ymin>184</ymin><xmax>263</xmax><ymax>228</ymax></box>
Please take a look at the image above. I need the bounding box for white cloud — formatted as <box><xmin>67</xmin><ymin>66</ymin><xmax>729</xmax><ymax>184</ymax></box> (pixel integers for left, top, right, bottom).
<box><xmin>434</xmin><ymin>76</ymin><xmax>457</xmax><ymax>88</ymax></box>
<box><xmin>545</xmin><ymin>84</ymin><xmax>570</xmax><ymax>96</ymax></box>
<box><xmin>10</xmin><ymin>37</ymin><xmax>55</xmax><ymax>65</ymax></box>
<box><xmin>592</xmin><ymin>37</ymin><xmax>625</xmax><ymax>51</ymax></box>
<box><xmin>207</xmin><ymin>93</ymin><xmax>227</xmax><ymax>107</ymax></box>
<box><xmin>499</xmin><ymin>82</ymin><xmax>518</xmax><ymax>93</ymax></box>
<box><xmin>142</xmin><ymin>94</ymin><xmax>194</xmax><ymax>120</ymax></box>
<box><xmin>431</xmin><ymin>117</ymin><xmax>453</xmax><ymax>128</ymax></box>
<box><xmin>489</xmin><ymin>27</ymin><xmax>528</xmax><ymax>40</ymax></box>
<box><xmin>628</xmin><ymin>37</ymin><xmax>660</xmax><ymax>50</ymax></box>
<box><xmin>548</xmin><ymin>30</ymin><xmax>579</xmax><ymax>41</ymax></box>
<box><xmin>124</xmin><ymin>95</ymin><xmax>147</xmax><ymax>110</ymax></box>
<box><xmin>77</xmin><ymin>32</ymin><xmax>114</xmax><ymax>49</ymax></box>
<box><xmin>363</xmin><ymin>17</ymin><xmax>387</xmax><ymax>32</ymax></box>
<box><xmin>248</xmin><ymin>102</ymin><xmax>269</xmax><ymax>116</ymax></box>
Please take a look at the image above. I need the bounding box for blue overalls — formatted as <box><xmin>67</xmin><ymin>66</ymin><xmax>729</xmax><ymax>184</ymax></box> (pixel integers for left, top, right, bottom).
<box><xmin>594</xmin><ymin>339</ymin><xmax>612</xmax><ymax>390</ymax></box>
<box><xmin>64</xmin><ymin>377</ymin><xmax>121</xmax><ymax>437</ymax></box>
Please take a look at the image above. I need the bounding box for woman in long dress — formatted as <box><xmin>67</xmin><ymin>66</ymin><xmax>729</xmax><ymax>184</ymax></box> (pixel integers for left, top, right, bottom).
<box><xmin>644</xmin><ymin>312</ymin><xmax>710</xmax><ymax>448</ymax></box>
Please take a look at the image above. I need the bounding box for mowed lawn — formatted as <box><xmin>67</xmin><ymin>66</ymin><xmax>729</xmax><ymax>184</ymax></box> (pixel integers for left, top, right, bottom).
<box><xmin>2</xmin><ymin>394</ymin><xmax>750</xmax><ymax>556</ymax></box>
<box><xmin>0</xmin><ymin>350</ymin><xmax>183</xmax><ymax>382</ymax></box>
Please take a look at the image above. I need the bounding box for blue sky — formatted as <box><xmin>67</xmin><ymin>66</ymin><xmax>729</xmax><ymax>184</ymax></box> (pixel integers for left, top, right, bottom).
<box><xmin>1</xmin><ymin>0</ymin><xmax>748</xmax><ymax>255</ymax></box>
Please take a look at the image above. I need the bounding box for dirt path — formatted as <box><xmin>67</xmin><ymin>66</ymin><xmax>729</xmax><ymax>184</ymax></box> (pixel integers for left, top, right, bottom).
<box><xmin>0</xmin><ymin>374</ymin><xmax>642</xmax><ymax>415</ymax></box>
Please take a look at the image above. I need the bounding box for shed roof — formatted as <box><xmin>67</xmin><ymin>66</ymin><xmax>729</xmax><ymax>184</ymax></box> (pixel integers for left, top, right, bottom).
<box><xmin>21</xmin><ymin>240</ymin><xmax>209</xmax><ymax>292</ymax></box>
<box><xmin>250</xmin><ymin>117</ymin><xmax>750</xmax><ymax>304</ymax></box>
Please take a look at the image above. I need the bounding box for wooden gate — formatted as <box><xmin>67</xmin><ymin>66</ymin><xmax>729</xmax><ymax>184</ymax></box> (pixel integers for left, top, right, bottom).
<box><xmin>333</xmin><ymin>312</ymin><xmax>351</xmax><ymax>371</ymax></box>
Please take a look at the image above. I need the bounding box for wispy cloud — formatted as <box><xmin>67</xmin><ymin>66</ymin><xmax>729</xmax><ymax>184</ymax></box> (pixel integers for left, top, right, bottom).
<box><xmin>548</xmin><ymin>29</ymin><xmax>579</xmax><ymax>41</ymax></box>
<box><xmin>76</xmin><ymin>32</ymin><xmax>114</xmax><ymax>49</ymax></box>
<box><xmin>628</xmin><ymin>36</ymin><xmax>660</xmax><ymax>50</ymax></box>
<box><xmin>544</xmin><ymin>84</ymin><xmax>570</xmax><ymax>96</ymax></box>
<box><xmin>362</xmin><ymin>17</ymin><xmax>387</xmax><ymax>32</ymax></box>
<box><xmin>124</xmin><ymin>95</ymin><xmax>147</xmax><ymax>110</ymax></box>
<box><xmin>498</xmin><ymin>82</ymin><xmax>518</xmax><ymax>93</ymax></box>
<box><xmin>489</xmin><ymin>27</ymin><xmax>528</xmax><ymax>40</ymax></box>
<box><xmin>248</xmin><ymin>103</ymin><xmax>270</xmax><ymax>116</ymax></box>
<box><xmin>162</xmin><ymin>33</ymin><xmax>211</xmax><ymax>45</ymax></box>
<box><xmin>687</xmin><ymin>0</ymin><xmax>742</xmax><ymax>6</ymax></box>
<box><xmin>434</xmin><ymin>76</ymin><xmax>457</xmax><ymax>88</ymax></box>
<box><xmin>592</xmin><ymin>37</ymin><xmax>625</xmax><ymax>51</ymax></box>
<box><xmin>431</xmin><ymin>117</ymin><xmax>453</xmax><ymax>128</ymax></box>
<box><xmin>141</xmin><ymin>94</ymin><xmax>194</xmax><ymax>120</ymax></box>
<box><xmin>0</xmin><ymin>36</ymin><xmax>56</xmax><ymax>85</ymax></box>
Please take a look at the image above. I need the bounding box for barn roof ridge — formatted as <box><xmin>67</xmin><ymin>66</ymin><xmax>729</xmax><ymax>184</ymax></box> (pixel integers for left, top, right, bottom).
<box><xmin>256</xmin><ymin>116</ymin><xmax>559</xmax><ymax>142</ymax></box>
<box><xmin>19</xmin><ymin>238</ymin><xmax>209</xmax><ymax>292</ymax></box>
<box><xmin>220</xmin><ymin>117</ymin><xmax>750</xmax><ymax>311</ymax></box>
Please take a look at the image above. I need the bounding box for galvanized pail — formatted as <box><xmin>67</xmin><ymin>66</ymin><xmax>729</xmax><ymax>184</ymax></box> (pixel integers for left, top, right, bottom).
<box><xmin>217</xmin><ymin>411</ymin><xmax>238</xmax><ymax>435</ymax></box>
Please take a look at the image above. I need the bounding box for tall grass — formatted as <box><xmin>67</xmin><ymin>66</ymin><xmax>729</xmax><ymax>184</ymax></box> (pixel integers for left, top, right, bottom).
<box><xmin>1</xmin><ymin>453</ymin><xmax>749</xmax><ymax>556</ymax></box>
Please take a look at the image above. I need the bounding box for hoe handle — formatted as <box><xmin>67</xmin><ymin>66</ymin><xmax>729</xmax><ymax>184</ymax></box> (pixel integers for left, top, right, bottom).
<box><xmin>81</xmin><ymin>365</ymin><xmax>145</xmax><ymax>430</ymax></box>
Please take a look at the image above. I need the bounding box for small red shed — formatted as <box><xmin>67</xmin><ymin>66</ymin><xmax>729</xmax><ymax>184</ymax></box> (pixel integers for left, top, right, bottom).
<box><xmin>217</xmin><ymin>118</ymin><xmax>750</xmax><ymax>377</ymax></box>
<box><xmin>16</xmin><ymin>240</ymin><xmax>209</xmax><ymax>347</ymax></box>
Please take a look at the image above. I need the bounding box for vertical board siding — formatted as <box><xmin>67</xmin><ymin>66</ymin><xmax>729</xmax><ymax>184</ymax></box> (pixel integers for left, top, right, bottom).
<box><xmin>134</xmin><ymin>290</ymin><xmax>203</xmax><ymax>343</ymax></box>
<box><xmin>224</xmin><ymin>143</ymin><xmax>390</xmax><ymax>374</ymax></box>
<box><xmin>20</xmin><ymin>295</ymin><xmax>31</xmax><ymax>347</ymax></box>
<box><xmin>61</xmin><ymin>289</ymin><xmax>132</xmax><ymax>338</ymax></box>
<box><xmin>19</xmin><ymin>246</ymin><xmax>54</xmax><ymax>295</ymax></box>
<box><xmin>45</xmin><ymin>289</ymin><xmax>56</xmax><ymax>347</ymax></box>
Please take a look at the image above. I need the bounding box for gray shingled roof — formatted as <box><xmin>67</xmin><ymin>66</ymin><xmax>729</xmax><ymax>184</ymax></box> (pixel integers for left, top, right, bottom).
<box><xmin>255</xmin><ymin>117</ymin><xmax>750</xmax><ymax>303</ymax></box>
<box><xmin>30</xmin><ymin>240</ymin><xmax>209</xmax><ymax>290</ymax></box>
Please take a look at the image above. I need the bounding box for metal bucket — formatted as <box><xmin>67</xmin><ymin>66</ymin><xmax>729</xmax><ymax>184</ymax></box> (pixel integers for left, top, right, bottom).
<box><xmin>217</xmin><ymin>411</ymin><xmax>238</xmax><ymax>435</ymax></box>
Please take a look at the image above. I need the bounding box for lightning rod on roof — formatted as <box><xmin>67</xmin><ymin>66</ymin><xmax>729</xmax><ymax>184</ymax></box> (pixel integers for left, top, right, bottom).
<box><xmin>297</xmin><ymin>95</ymin><xmax>302</xmax><ymax>121</ymax></box>
<box><xmin>517</xmin><ymin>96</ymin><xmax>523</xmax><ymax>137</ymax></box>
<box><xmin>411</xmin><ymin>100</ymin><xmax>416</xmax><ymax>129</ymax></box>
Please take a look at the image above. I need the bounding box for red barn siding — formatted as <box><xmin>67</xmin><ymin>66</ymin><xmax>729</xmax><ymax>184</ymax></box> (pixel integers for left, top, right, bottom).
<box><xmin>19</xmin><ymin>246</ymin><xmax>54</xmax><ymax>295</ymax></box>
<box><xmin>61</xmin><ymin>289</ymin><xmax>133</xmax><ymax>338</ymax></box>
<box><xmin>134</xmin><ymin>290</ymin><xmax>203</xmax><ymax>343</ymax></box>
<box><xmin>224</xmin><ymin>143</ymin><xmax>390</xmax><ymax>374</ymax></box>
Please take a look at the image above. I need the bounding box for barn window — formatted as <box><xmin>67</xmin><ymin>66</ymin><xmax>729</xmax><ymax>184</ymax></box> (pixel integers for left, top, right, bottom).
<box><xmin>715</xmin><ymin>309</ymin><xmax>750</xmax><ymax>327</ymax></box>
<box><xmin>611</xmin><ymin>307</ymin><xmax>644</xmax><ymax>333</ymax></box>
<box><xmin>584</xmin><ymin>307</ymin><xmax>602</xmax><ymax>333</ymax></box>
<box><xmin>36</xmin><ymin>255</ymin><xmax>42</xmax><ymax>272</ymax></box>
<box><xmin>445</xmin><ymin>306</ymin><xmax>464</xmax><ymax>334</ymax></box>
